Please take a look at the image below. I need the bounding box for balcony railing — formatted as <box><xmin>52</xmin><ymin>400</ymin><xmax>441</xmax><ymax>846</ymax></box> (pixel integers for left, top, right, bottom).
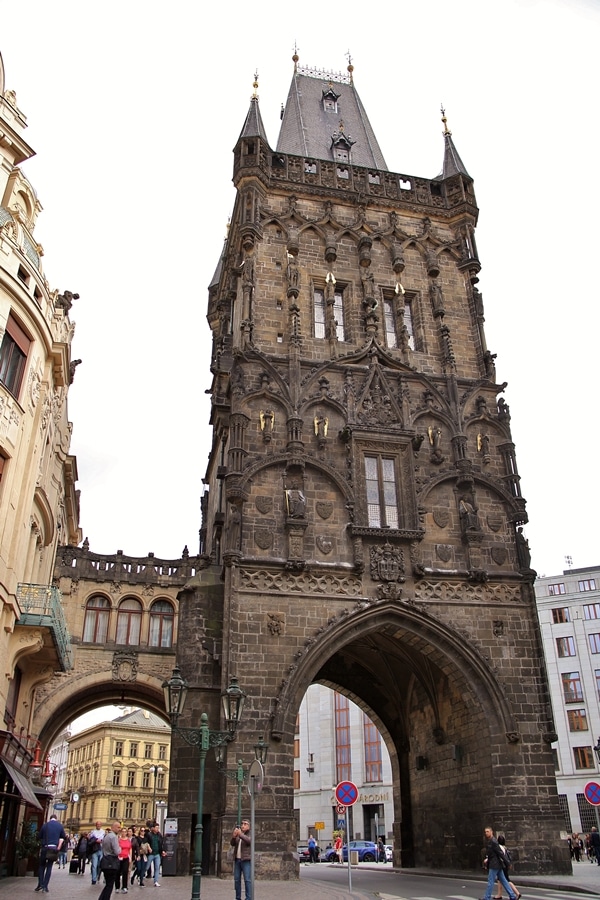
<box><xmin>16</xmin><ymin>583</ymin><xmax>73</xmax><ymax>671</ymax></box>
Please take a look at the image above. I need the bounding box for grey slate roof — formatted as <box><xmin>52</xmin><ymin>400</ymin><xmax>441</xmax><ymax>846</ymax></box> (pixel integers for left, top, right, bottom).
<box><xmin>237</xmin><ymin>96</ymin><xmax>269</xmax><ymax>144</ymax></box>
<box><xmin>276</xmin><ymin>71</ymin><xmax>388</xmax><ymax>171</ymax></box>
<box><xmin>112</xmin><ymin>709</ymin><xmax>169</xmax><ymax>729</ymax></box>
<box><xmin>435</xmin><ymin>131</ymin><xmax>471</xmax><ymax>180</ymax></box>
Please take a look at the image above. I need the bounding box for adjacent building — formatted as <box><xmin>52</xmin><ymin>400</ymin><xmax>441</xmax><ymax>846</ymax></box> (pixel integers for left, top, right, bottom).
<box><xmin>536</xmin><ymin>565</ymin><xmax>600</xmax><ymax>835</ymax></box>
<box><xmin>294</xmin><ymin>684</ymin><xmax>393</xmax><ymax>846</ymax></box>
<box><xmin>0</xmin><ymin>51</ymin><xmax>81</xmax><ymax>875</ymax></box>
<box><xmin>62</xmin><ymin>708</ymin><xmax>170</xmax><ymax>834</ymax></box>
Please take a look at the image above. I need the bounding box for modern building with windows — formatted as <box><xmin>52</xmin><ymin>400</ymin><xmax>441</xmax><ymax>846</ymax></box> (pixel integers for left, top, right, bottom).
<box><xmin>294</xmin><ymin>684</ymin><xmax>392</xmax><ymax>846</ymax></box>
<box><xmin>62</xmin><ymin>708</ymin><xmax>170</xmax><ymax>834</ymax></box>
<box><xmin>535</xmin><ymin>565</ymin><xmax>600</xmax><ymax>834</ymax></box>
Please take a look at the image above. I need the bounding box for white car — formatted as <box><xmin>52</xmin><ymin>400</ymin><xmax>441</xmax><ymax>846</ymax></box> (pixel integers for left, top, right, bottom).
<box><xmin>384</xmin><ymin>845</ymin><xmax>393</xmax><ymax>862</ymax></box>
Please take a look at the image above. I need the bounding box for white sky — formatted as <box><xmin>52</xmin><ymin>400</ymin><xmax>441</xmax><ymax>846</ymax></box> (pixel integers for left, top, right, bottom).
<box><xmin>0</xmin><ymin>0</ymin><xmax>598</xmax><ymax>578</ymax></box>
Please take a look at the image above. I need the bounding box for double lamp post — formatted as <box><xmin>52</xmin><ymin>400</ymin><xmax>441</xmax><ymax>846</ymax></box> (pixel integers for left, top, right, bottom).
<box><xmin>163</xmin><ymin>666</ymin><xmax>267</xmax><ymax>900</ymax></box>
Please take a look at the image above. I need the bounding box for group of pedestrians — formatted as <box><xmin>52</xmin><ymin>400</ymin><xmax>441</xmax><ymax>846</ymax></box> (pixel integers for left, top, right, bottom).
<box><xmin>34</xmin><ymin>817</ymin><xmax>165</xmax><ymax>899</ymax></box>
<box><xmin>481</xmin><ymin>827</ymin><xmax>521</xmax><ymax>900</ymax></box>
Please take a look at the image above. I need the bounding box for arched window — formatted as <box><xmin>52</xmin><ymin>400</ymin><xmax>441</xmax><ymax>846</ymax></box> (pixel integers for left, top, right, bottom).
<box><xmin>149</xmin><ymin>600</ymin><xmax>174</xmax><ymax>648</ymax></box>
<box><xmin>82</xmin><ymin>596</ymin><xmax>110</xmax><ymax>643</ymax></box>
<box><xmin>116</xmin><ymin>598</ymin><xmax>142</xmax><ymax>645</ymax></box>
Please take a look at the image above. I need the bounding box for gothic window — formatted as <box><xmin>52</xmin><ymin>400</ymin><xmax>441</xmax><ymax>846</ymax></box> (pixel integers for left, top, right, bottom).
<box><xmin>365</xmin><ymin>455</ymin><xmax>399</xmax><ymax>529</ymax></box>
<box><xmin>562</xmin><ymin>671</ymin><xmax>583</xmax><ymax>703</ymax></box>
<box><xmin>382</xmin><ymin>296</ymin><xmax>397</xmax><ymax>349</ymax></box>
<box><xmin>568</xmin><ymin>709</ymin><xmax>588</xmax><ymax>732</ymax></box>
<box><xmin>313</xmin><ymin>288</ymin><xmax>346</xmax><ymax>341</ymax></box>
<box><xmin>82</xmin><ymin>595</ymin><xmax>110</xmax><ymax>643</ymax></box>
<box><xmin>403</xmin><ymin>297</ymin><xmax>415</xmax><ymax>349</ymax></box>
<box><xmin>0</xmin><ymin>314</ymin><xmax>30</xmax><ymax>398</ymax></box>
<box><xmin>149</xmin><ymin>600</ymin><xmax>174</xmax><ymax>648</ymax></box>
<box><xmin>556</xmin><ymin>636</ymin><xmax>576</xmax><ymax>658</ymax></box>
<box><xmin>116</xmin><ymin>598</ymin><xmax>142</xmax><ymax>645</ymax></box>
<box><xmin>363</xmin><ymin>714</ymin><xmax>382</xmax><ymax>783</ymax></box>
<box><xmin>552</xmin><ymin>607</ymin><xmax>570</xmax><ymax>623</ymax></box>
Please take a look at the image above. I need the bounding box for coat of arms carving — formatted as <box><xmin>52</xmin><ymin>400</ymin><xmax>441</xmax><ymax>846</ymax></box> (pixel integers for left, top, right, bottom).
<box><xmin>491</xmin><ymin>546</ymin><xmax>507</xmax><ymax>566</ymax></box>
<box><xmin>316</xmin><ymin>536</ymin><xmax>333</xmax><ymax>554</ymax></box>
<box><xmin>486</xmin><ymin>514</ymin><xmax>503</xmax><ymax>533</ymax></box>
<box><xmin>316</xmin><ymin>501</ymin><xmax>333</xmax><ymax>520</ymax></box>
<box><xmin>370</xmin><ymin>542</ymin><xmax>405</xmax><ymax>583</ymax></box>
<box><xmin>255</xmin><ymin>528</ymin><xmax>273</xmax><ymax>550</ymax></box>
<box><xmin>112</xmin><ymin>651</ymin><xmax>138</xmax><ymax>682</ymax></box>
<box><xmin>433</xmin><ymin>509</ymin><xmax>450</xmax><ymax>529</ymax></box>
<box><xmin>436</xmin><ymin>544</ymin><xmax>453</xmax><ymax>563</ymax></box>
<box><xmin>256</xmin><ymin>496</ymin><xmax>273</xmax><ymax>514</ymax></box>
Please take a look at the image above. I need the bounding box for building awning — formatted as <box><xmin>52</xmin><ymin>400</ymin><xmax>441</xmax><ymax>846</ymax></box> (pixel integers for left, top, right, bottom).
<box><xmin>3</xmin><ymin>759</ymin><xmax>43</xmax><ymax>810</ymax></box>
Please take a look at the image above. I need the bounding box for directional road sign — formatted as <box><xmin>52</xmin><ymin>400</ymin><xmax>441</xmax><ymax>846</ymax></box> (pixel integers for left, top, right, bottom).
<box><xmin>584</xmin><ymin>781</ymin><xmax>600</xmax><ymax>805</ymax></box>
<box><xmin>335</xmin><ymin>780</ymin><xmax>358</xmax><ymax>806</ymax></box>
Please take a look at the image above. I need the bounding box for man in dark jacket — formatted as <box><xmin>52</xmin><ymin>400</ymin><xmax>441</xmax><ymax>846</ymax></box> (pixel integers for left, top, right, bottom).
<box><xmin>148</xmin><ymin>823</ymin><xmax>165</xmax><ymax>886</ymax></box>
<box><xmin>231</xmin><ymin>819</ymin><xmax>252</xmax><ymax>900</ymax></box>
<box><xmin>36</xmin><ymin>814</ymin><xmax>66</xmax><ymax>893</ymax></box>
<box><xmin>482</xmin><ymin>827</ymin><xmax>517</xmax><ymax>900</ymax></box>
<box><xmin>590</xmin><ymin>826</ymin><xmax>600</xmax><ymax>864</ymax></box>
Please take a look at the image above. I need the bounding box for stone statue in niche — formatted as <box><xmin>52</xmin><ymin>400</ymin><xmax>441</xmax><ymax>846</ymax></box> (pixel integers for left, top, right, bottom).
<box><xmin>428</xmin><ymin>425</ymin><xmax>445</xmax><ymax>464</ymax></box>
<box><xmin>515</xmin><ymin>526</ymin><xmax>532</xmax><ymax>569</ymax></box>
<box><xmin>477</xmin><ymin>432</ymin><xmax>491</xmax><ymax>463</ymax></box>
<box><xmin>285</xmin><ymin>486</ymin><xmax>306</xmax><ymax>518</ymax></box>
<box><xmin>459</xmin><ymin>495</ymin><xmax>481</xmax><ymax>534</ymax></box>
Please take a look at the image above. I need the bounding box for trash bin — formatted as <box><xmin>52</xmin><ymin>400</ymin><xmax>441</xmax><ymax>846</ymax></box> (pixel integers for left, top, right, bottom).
<box><xmin>350</xmin><ymin>851</ymin><xmax>359</xmax><ymax>865</ymax></box>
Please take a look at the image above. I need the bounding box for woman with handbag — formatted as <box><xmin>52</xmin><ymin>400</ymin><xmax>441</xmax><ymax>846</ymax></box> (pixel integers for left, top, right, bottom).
<box><xmin>98</xmin><ymin>822</ymin><xmax>122</xmax><ymax>900</ymax></box>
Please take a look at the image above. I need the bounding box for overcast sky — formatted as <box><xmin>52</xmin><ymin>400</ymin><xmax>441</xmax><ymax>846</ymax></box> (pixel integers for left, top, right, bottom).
<box><xmin>0</xmin><ymin>0</ymin><xmax>598</xmax><ymax>578</ymax></box>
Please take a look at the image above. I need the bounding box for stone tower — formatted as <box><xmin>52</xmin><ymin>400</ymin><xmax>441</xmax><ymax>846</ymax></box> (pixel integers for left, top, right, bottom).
<box><xmin>170</xmin><ymin>58</ymin><xmax>569</xmax><ymax>876</ymax></box>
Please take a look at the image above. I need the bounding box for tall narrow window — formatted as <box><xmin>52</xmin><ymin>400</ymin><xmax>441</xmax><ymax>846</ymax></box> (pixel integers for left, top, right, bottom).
<box><xmin>584</xmin><ymin>604</ymin><xmax>600</xmax><ymax>620</ymax></box>
<box><xmin>334</xmin><ymin>693</ymin><xmax>351</xmax><ymax>783</ymax></box>
<box><xmin>313</xmin><ymin>288</ymin><xmax>345</xmax><ymax>341</ymax></box>
<box><xmin>333</xmin><ymin>290</ymin><xmax>346</xmax><ymax>341</ymax></box>
<box><xmin>365</xmin><ymin>455</ymin><xmax>399</xmax><ymax>528</ymax></box>
<box><xmin>574</xmin><ymin>746</ymin><xmax>594</xmax><ymax>769</ymax></box>
<box><xmin>556</xmin><ymin>636</ymin><xmax>576</xmax><ymax>658</ymax></box>
<box><xmin>562</xmin><ymin>671</ymin><xmax>583</xmax><ymax>703</ymax></box>
<box><xmin>82</xmin><ymin>596</ymin><xmax>110</xmax><ymax>643</ymax></box>
<box><xmin>116</xmin><ymin>598</ymin><xmax>142</xmax><ymax>645</ymax></box>
<box><xmin>363</xmin><ymin>714</ymin><xmax>382</xmax><ymax>783</ymax></box>
<box><xmin>382</xmin><ymin>297</ymin><xmax>397</xmax><ymax>349</ymax></box>
<box><xmin>314</xmin><ymin>289</ymin><xmax>326</xmax><ymax>339</ymax></box>
<box><xmin>0</xmin><ymin>314</ymin><xmax>30</xmax><ymax>398</ymax></box>
<box><xmin>149</xmin><ymin>600</ymin><xmax>174</xmax><ymax>648</ymax></box>
<box><xmin>568</xmin><ymin>709</ymin><xmax>588</xmax><ymax>732</ymax></box>
<box><xmin>403</xmin><ymin>298</ymin><xmax>415</xmax><ymax>349</ymax></box>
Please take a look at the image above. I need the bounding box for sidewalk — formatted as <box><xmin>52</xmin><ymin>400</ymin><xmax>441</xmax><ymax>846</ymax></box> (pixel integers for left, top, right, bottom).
<box><xmin>0</xmin><ymin>861</ymin><xmax>599</xmax><ymax>899</ymax></box>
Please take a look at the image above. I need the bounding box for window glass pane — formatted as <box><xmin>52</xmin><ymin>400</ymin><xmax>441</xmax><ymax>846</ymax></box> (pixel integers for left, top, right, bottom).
<box><xmin>334</xmin><ymin>291</ymin><xmax>345</xmax><ymax>341</ymax></box>
<box><xmin>314</xmin><ymin>290</ymin><xmax>326</xmax><ymax>339</ymax></box>
<box><xmin>584</xmin><ymin>604</ymin><xmax>600</xmax><ymax>620</ymax></box>
<box><xmin>590</xmin><ymin>634</ymin><xmax>600</xmax><ymax>654</ymax></box>
<box><xmin>403</xmin><ymin>300</ymin><xmax>415</xmax><ymax>350</ymax></box>
<box><xmin>383</xmin><ymin>298</ymin><xmax>397</xmax><ymax>349</ymax></box>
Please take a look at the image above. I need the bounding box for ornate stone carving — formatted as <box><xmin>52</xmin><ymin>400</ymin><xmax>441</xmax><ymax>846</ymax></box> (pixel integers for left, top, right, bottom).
<box><xmin>255</xmin><ymin>528</ymin><xmax>273</xmax><ymax>550</ymax></box>
<box><xmin>267</xmin><ymin>613</ymin><xmax>284</xmax><ymax>635</ymax></box>
<box><xmin>433</xmin><ymin>509</ymin><xmax>450</xmax><ymax>529</ymax></box>
<box><xmin>316</xmin><ymin>501</ymin><xmax>333</xmax><ymax>520</ymax></box>
<box><xmin>239</xmin><ymin>568</ymin><xmax>363</xmax><ymax>597</ymax></box>
<box><xmin>436</xmin><ymin>544</ymin><xmax>453</xmax><ymax>563</ymax></box>
<box><xmin>493</xmin><ymin>620</ymin><xmax>504</xmax><ymax>636</ymax></box>
<box><xmin>316</xmin><ymin>536</ymin><xmax>333</xmax><ymax>555</ymax></box>
<box><xmin>486</xmin><ymin>514</ymin><xmax>503</xmax><ymax>532</ymax></box>
<box><xmin>370</xmin><ymin>542</ymin><xmax>405</xmax><ymax>583</ymax></box>
<box><xmin>491</xmin><ymin>546</ymin><xmax>507</xmax><ymax>566</ymax></box>
<box><xmin>112</xmin><ymin>651</ymin><xmax>138</xmax><ymax>682</ymax></box>
<box><xmin>255</xmin><ymin>496</ymin><xmax>273</xmax><ymax>514</ymax></box>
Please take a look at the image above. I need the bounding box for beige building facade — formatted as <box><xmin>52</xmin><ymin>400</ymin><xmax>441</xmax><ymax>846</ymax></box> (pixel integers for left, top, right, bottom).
<box><xmin>0</xmin><ymin>50</ymin><xmax>81</xmax><ymax>875</ymax></box>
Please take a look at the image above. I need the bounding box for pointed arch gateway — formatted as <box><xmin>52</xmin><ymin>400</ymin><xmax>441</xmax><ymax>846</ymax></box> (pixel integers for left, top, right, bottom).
<box><xmin>272</xmin><ymin>599</ymin><xmax>519</xmax><ymax>869</ymax></box>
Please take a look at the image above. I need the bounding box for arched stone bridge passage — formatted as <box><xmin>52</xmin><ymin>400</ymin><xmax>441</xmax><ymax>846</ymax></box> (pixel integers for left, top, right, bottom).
<box><xmin>32</xmin><ymin>545</ymin><xmax>198</xmax><ymax>747</ymax></box>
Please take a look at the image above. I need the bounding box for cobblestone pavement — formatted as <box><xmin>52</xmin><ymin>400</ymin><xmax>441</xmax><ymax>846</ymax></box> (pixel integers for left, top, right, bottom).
<box><xmin>1</xmin><ymin>860</ymin><xmax>599</xmax><ymax>900</ymax></box>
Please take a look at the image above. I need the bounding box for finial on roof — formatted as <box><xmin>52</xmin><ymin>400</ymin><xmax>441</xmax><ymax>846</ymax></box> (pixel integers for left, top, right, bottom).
<box><xmin>441</xmin><ymin>104</ymin><xmax>451</xmax><ymax>136</ymax></box>
<box><xmin>252</xmin><ymin>70</ymin><xmax>259</xmax><ymax>100</ymax></box>
<box><xmin>293</xmin><ymin>43</ymin><xmax>299</xmax><ymax>72</ymax></box>
<box><xmin>345</xmin><ymin>49</ymin><xmax>354</xmax><ymax>83</ymax></box>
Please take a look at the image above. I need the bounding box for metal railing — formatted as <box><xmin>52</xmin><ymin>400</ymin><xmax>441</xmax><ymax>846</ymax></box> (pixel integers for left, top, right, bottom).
<box><xmin>16</xmin><ymin>583</ymin><xmax>73</xmax><ymax>671</ymax></box>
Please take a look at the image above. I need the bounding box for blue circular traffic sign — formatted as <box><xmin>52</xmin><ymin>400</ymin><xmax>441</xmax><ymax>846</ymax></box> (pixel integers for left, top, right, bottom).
<box><xmin>584</xmin><ymin>781</ymin><xmax>600</xmax><ymax>805</ymax></box>
<box><xmin>335</xmin><ymin>780</ymin><xmax>358</xmax><ymax>806</ymax></box>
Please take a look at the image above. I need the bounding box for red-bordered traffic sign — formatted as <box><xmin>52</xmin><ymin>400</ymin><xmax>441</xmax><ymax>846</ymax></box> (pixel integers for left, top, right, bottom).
<box><xmin>335</xmin><ymin>781</ymin><xmax>359</xmax><ymax>806</ymax></box>
<box><xmin>584</xmin><ymin>781</ymin><xmax>600</xmax><ymax>805</ymax></box>
<box><xmin>337</xmin><ymin>804</ymin><xmax>346</xmax><ymax>815</ymax></box>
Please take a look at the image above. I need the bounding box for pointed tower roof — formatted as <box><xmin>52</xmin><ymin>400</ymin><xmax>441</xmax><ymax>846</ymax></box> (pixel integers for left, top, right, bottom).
<box><xmin>435</xmin><ymin>106</ymin><xmax>471</xmax><ymax>180</ymax></box>
<box><xmin>236</xmin><ymin>71</ymin><xmax>269</xmax><ymax>145</ymax></box>
<box><xmin>277</xmin><ymin>54</ymin><xmax>387</xmax><ymax>170</ymax></box>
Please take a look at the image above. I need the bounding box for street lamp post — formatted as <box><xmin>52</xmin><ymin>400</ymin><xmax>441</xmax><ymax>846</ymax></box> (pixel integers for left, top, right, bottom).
<box><xmin>217</xmin><ymin>735</ymin><xmax>269</xmax><ymax>825</ymax></box>
<box><xmin>163</xmin><ymin>666</ymin><xmax>246</xmax><ymax>900</ymax></box>
<box><xmin>148</xmin><ymin>765</ymin><xmax>163</xmax><ymax>823</ymax></box>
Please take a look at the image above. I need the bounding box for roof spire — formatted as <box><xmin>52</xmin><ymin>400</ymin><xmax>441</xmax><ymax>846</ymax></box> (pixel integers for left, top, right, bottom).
<box><xmin>345</xmin><ymin>49</ymin><xmax>354</xmax><ymax>83</ymax></box>
<box><xmin>441</xmin><ymin>104</ymin><xmax>451</xmax><ymax>136</ymax></box>
<box><xmin>292</xmin><ymin>43</ymin><xmax>299</xmax><ymax>72</ymax></box>
<box><xmin>252</xmin><ymin>70</ymin><xmax>259</xmax><ymax>100</ymax></box>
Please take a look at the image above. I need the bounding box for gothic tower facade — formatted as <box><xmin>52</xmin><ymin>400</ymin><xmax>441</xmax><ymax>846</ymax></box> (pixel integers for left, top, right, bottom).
<box><xmin>170</xmin><ymin>58</ymin><xmax>568</xmax><ymax>877</ymax></box>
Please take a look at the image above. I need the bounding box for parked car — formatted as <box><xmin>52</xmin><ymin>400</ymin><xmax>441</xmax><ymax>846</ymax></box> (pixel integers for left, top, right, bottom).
<box><xmin>384</xmin><ymin>844</ymin><xmax>393</xmax><ymax>862</ymax></box>
<box><xmin>324</xmin><ymin>840</ymin><xmax>378</xmax><ymax>862</ymax></box>
<box><xmin>297</xmin><ymin>844</ymin><xmax>320</xmax><ymax>862</ymax></box>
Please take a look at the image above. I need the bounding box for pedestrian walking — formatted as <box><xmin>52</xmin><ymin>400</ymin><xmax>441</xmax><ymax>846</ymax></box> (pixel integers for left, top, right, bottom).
<box><xmin>481</xmin><ymin>826</ymin><xmax>518</xmax><ymax>900</ymax></box>
<box><xmin>231</xmin><ymin>819</ymin><xmax>252</xmax><ymax>900</ymax></box>
<box><xmin>35</xmin><ymin>814</ymin><xmax>66</xmax><ymax>893</ymax></box>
